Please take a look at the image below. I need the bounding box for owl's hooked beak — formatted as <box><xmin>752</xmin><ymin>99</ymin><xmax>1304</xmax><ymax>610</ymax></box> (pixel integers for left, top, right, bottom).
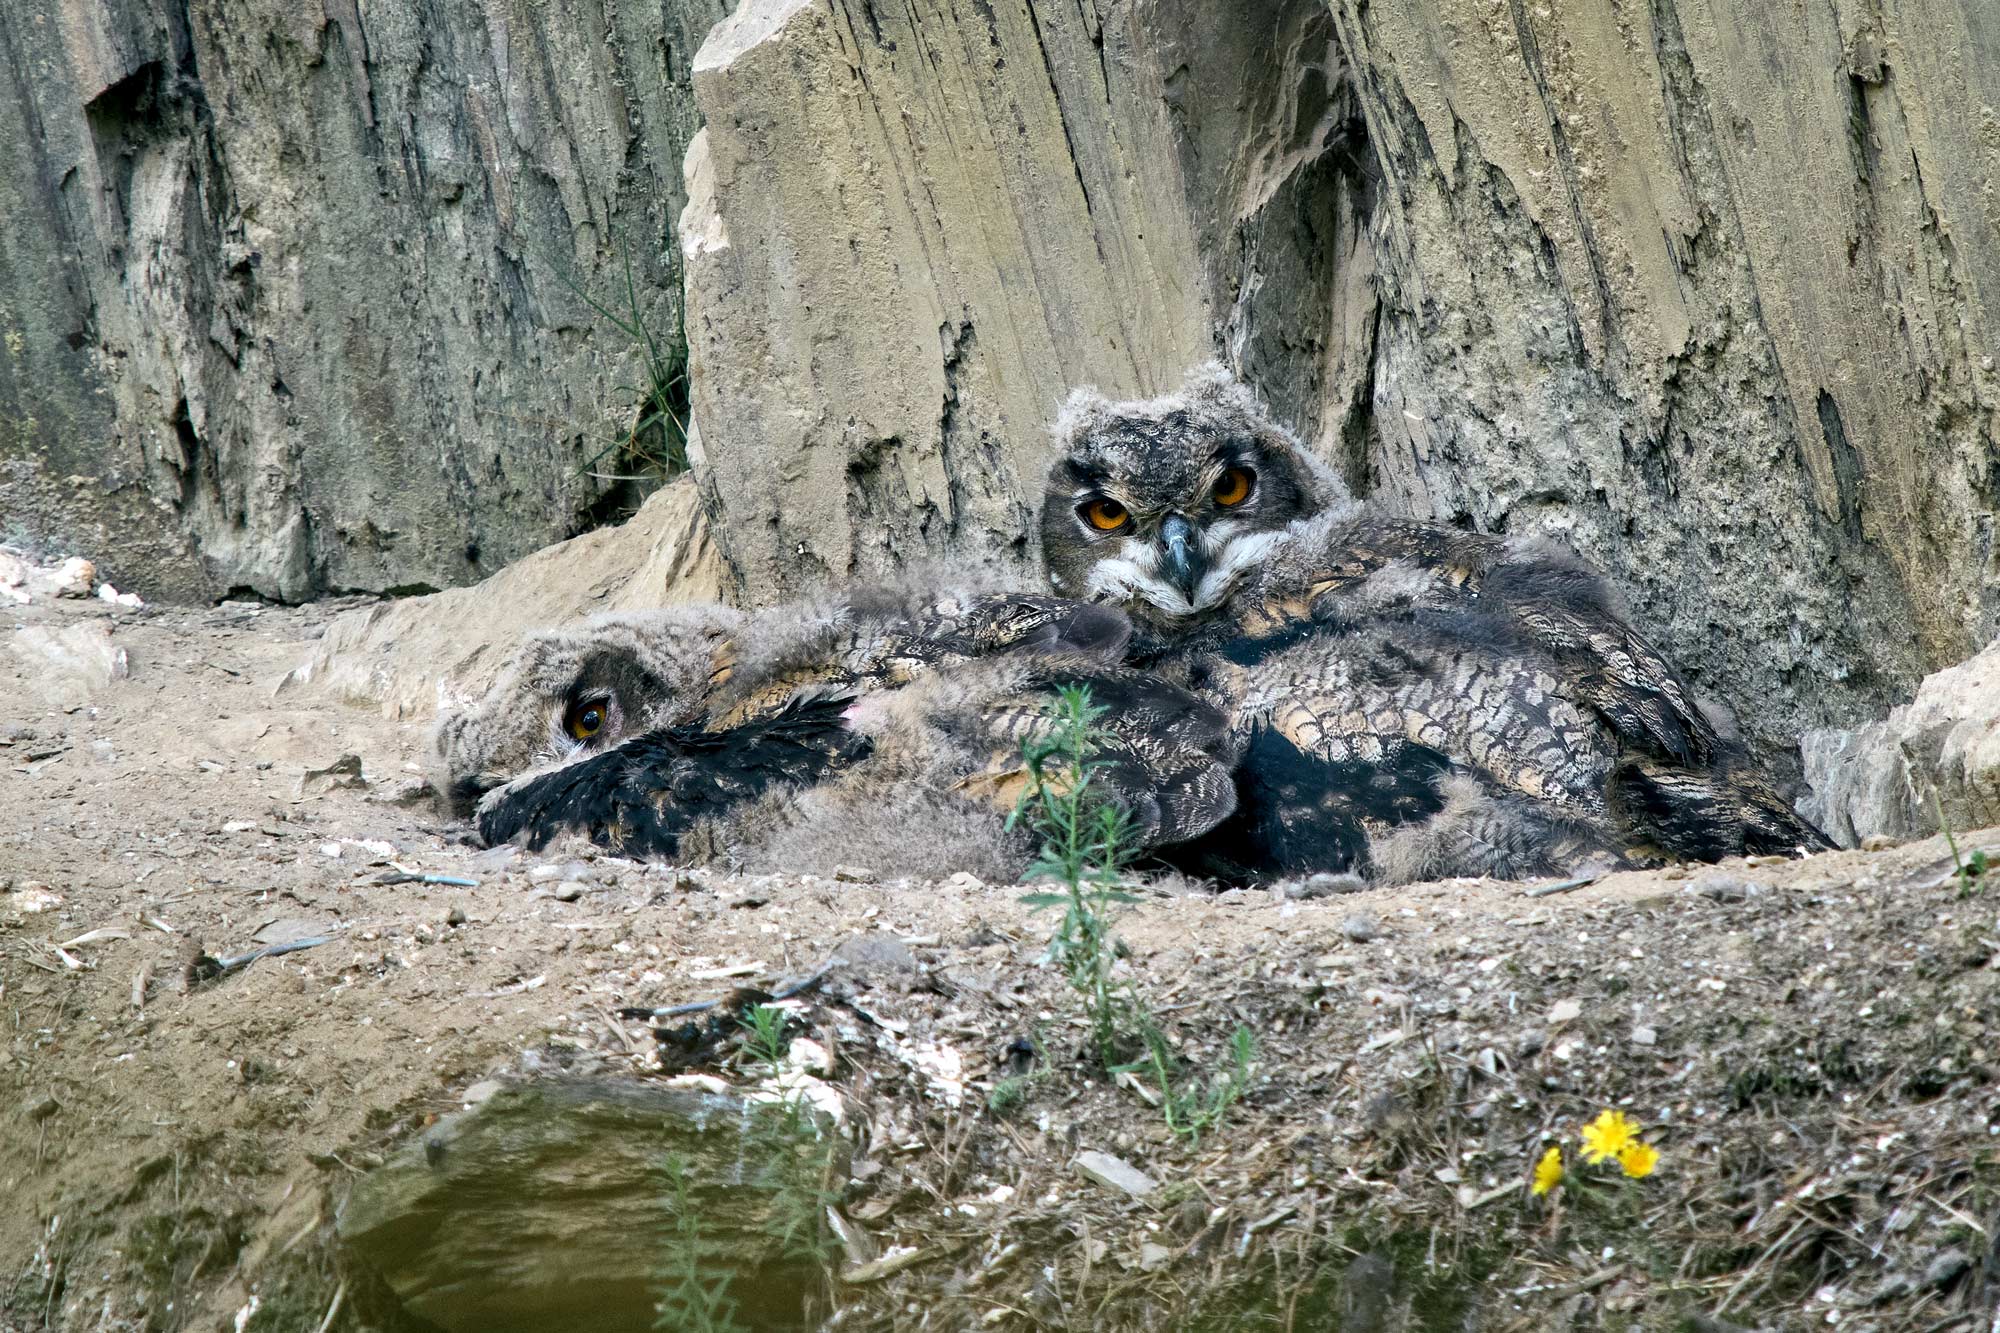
<box><xmin>1157</xmin><ymin>513</ymin><xmax>1205</xmax><ymax>602</ymax></box>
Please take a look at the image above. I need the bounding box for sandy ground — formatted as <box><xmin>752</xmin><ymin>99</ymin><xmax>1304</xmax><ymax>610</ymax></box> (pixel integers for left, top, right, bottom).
<box><xmin>5</xmin><ymin>593</ymin><xmax>2000</xmax><ymax>1332</ymax></box>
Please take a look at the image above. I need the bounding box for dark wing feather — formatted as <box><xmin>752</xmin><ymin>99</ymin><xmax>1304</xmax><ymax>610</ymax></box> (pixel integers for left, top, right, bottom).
<box><xmin>942</xmin><ymin>662</ymin><xmax>1241</xmax><ymax>852</ymax></box>
<box><xmin>476</xmin><ymin>691</ymin><xmax>873</xmax><ymax>856</ymax></box>
<box><xmin>1054</xmin><ymin>666</ymin><xmax>1240</xmax><ymax>848</ymax></box>
<box><xmin>1164</xmin><ymin>721</ymin><xmax>1450</xmax><ymax>883</ymax></box>
<box><xmin>1294</xmin><ymin>520</ymin><xmax>1717</xmax><ymax>766</ymax></box>
<box><xmin>1611</xmin><ymin>758</ymin><xmax>1836</xmax><ymax>860</ymax></box>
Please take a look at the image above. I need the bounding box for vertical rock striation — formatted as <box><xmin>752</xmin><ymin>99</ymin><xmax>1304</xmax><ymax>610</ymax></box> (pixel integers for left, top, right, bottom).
<box><xmin>1324</xmin><ymin>0</ymin><xmax>1997</xmax><ymax>756</ymax></box>
<box><xmin>0</xmin><ymin>0</ymin><xmax>723</xmax><ymax>600</ymax></box>
<box><xmin>682</xmin><ymin>0</ymin><xmax>1998</xmax><ymax>761</ymax></box>
<box><xmin>3</xmin><ymin>0</ymin><xmax>1992</xmax><ymax>766</ymax></box>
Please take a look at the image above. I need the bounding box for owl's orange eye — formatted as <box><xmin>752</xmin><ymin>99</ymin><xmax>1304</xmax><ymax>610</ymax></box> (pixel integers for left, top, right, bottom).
<box><xmin>564</xmin><ymin>700</ymin><xmax>607</xmax><ymax>742</ymax></box>
<box><xmin>1213</xmin><ymin>467</ymin><xmax>1255</xmax><ymax>507</ymax></box>
<box><xmin>1080</xmin><ymin>498</ymin><xmax>1130</xmax><ymax>532</ymax></box>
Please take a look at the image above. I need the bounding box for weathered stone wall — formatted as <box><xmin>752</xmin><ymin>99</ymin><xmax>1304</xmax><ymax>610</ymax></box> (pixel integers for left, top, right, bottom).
<box><xmin>0</xmin><ymin>0</ymin><xmax>723</xmax><ymax>601</ymax></box>
<box><xmin>681</xmin><ymin>0</ymin><xmax>1997</xmax><ymax>759</ymax></box>
<box><xmin>4</xmin><ymin>0</ymin><xmax>1992</xmax><ymax>759</ymax></box>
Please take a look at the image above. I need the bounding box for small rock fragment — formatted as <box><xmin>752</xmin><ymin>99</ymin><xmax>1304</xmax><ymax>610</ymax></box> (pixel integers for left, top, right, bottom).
<box><xmin>1340</xmin><ymin>914</ymin><xmax>1377</xmax><ymax>943</ymax></box>
<box><xmin>1860</xmin><ymin>834</ymin><xmax>1899</xmax><ymax>852</ymax></box>
<box><xmin>25</xmin><ymin>1093</ymin><xmax>59</xmax><ymax>1121</ymax></box>
<box><xmin>1548</xmin><ymin>998</ymin><xmax>1583</xmax><ymax>1025</ymax></box>
<box><xmin>460</xmin><ymin>1079</ymin><xmax>505</xmax><ymax>1106</ymax></box>
<box><xmin>1693</xmin><ymin>874</ymin><xmax>1755</xmax><ymax>903</ymax></box>
<box><xmin>9</xmin><ymin>621</ymin><xmax>129</xmax><ymax>707</ymax></box>
<box><xmin>1922</xmin><ymin>1249</ymin><xmax>1970</xmax><ymax>1290</ymax></box>
<box><xmin>45</xmin><ymin>556</ymin><xmax>96</xmax><ymax>598</ymax></box>
<box><xmin>1137</xmin><ymin>1242</ymin><xmax>1172</xmax><ymax>1271</ymax></box>
<box><xmin>832</xmin><ymin>931</ymin><xmax>918</xmax><ymax>977</ymax></box>
<box><xmin>1631</xmin><ymin>1025</ymin><xmax>1659</xmax><ymax>1046</ymax></box>
<box><xmin>12</xmin><ymin>884</ymin><xmax>62</xmax><ymax>913</ymax></box>
<box><xmin>833</xmin><ymin>865</ymin><xmax>878</xmax><ymax>884</ymax></box>
<box><xmin>297</xmin><ymin>753</ymin><xmax>366</xmax><ymax>798</ymax></box>
<box><xmin>1866</xmin><ymin>1273</ymin><xmax>1914</xmax><ymax>1306</ymax></box>
<box><xmin>552</xmin><ymin>880</ymin><xmax>586</xmax><ymax>902</ymax></box>
<box><xmin>1075</xmin><ymin>1150</ymin><xmax>1158</xmax><ymax>1199</ymax></box>
<box><xmin>445</xmin><ymin>905</ymin><xmax>468</xmax><ymax>927</ymax></box>
<box><xmin>1305</xmin><ymin>871</ymin><xmax>1367</xmax><ymax>897</ymax></box>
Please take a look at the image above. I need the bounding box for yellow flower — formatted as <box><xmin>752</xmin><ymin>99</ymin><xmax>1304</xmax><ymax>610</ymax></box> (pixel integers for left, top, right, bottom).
<box><xmin>1531</xmin><ymin>1145</ymin><xmax>1564</xmax><ymax>1196</ymax></box>
<box><xmin>1579</xmin><ymin>1109</ymin><xmax>1641</xmax><ymax>1164</ymax></box>
<box><xmin>1617</xmin><ymin>1140</ymin><xmax>1660</xmax><ymax>1179</ymax></box>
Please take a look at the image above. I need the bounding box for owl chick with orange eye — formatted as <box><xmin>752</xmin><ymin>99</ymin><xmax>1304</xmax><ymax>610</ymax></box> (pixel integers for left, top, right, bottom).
<box><xmin>428</xmin><ymin>604</ymin><xmax>746</xmax><ymax>819</ymax></box>
<box><xmin>427</xmin><ymin>583</ymin><xmax>1242</xmax><ymax>879</ymax></box>
<box><xmin>1040</xmin><ymin>364</ymin><xmax>1834</xmax><ymax>885</ymax></box>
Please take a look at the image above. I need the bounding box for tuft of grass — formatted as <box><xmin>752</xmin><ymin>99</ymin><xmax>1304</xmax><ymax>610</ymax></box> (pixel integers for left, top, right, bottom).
<box><xmin>739</xmin><ymin>1004</ymin><xmax>791</xmax><ymax>1077</ymax></box>
<box><xmin>1934</xmin><ymin>790</ymin><xmax>1988</xmax><ymax>897</ymax></box>
<box><xmin>546</xmin><ymin>239</ymin><xmax>691</xmax><ymax>492</ymax></box>
<box><xmin>1012</xmin><ymin>684</ymin><xmax>1254</xmax><ymax>1142</ymax></box>
<box><xmin>652</xmin><ymin>1155</ymin><xmax>747</xmax><ymax>1333</ymax></box>
<box><xmin>749</xmin><ymin>1098</ymin><xmax>843</xmax><ymax>1272</ymax></box>
<box><xmin>650</xmin><ymin>1099</ymin><xmax>841</xmax><ymax>1333</ymax></box>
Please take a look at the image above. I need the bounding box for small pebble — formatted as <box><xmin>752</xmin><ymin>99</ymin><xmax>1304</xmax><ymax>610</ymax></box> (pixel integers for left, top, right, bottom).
<box><xmin>1340</xmin><ymin>914</ymin><xmax>1377</xmax><ymax>943</ymax></box>
<box><xmin>1075</xmin><ymin>1150</ymin><xmax>1157</xmax><ymax>1198</ymax></box>
<box><xmin>1693</xmin><ymin>873</ymin><xmax>1755</xmax><ymax>903</ymax></box>
<box><xmin>1923</xmin><ymin>1249</ymin><xmax>1971</xmax><ymax>1290</ymax></box>
<box><xmin>834</xmin><ymin>865</ymin><xmax>878</xmax><ymax>884</ymax></box>
<box><xmin>552</xmin><ymin>880</ymin><xmax>586</xmax><ymax>902</ymax></box>
<box><xmin>445</xmin><ymin>905</ymin><xmax>468</xmax><ymax>927</ymax></box>
<box><xmin>1860</xmin><ymin>834</ymin><xmax>1898</xmax><ymax>852</ymax></box>
<box><xmin>1631</xmin><ymin>1025</ymin><xmax>1659</xmax><ymax>1046</ymax></box>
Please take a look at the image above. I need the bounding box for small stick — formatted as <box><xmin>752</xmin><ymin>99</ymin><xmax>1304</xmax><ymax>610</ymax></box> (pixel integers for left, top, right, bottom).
<box><xmin>312</xmin><ymin>1278</ymin><xmax>346</xmax><ymax>1333</ymax></box>
<box><xmin>189</xmin><ymin>935</ymin><xmax>335</xmax><ymax>984</ymax></box>
<box><xmin>1525</xmin><ymin>874</ymin><xmax>1604</xmax><ymax>899</ymax></box>
<box><xmin>373</xmin><ymin>872</ymin><xmax>480</xmax><ymax>887</ymax></box>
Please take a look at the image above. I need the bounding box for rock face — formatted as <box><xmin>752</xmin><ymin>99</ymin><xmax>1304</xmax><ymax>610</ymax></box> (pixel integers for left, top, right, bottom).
<box><xmin>0</xmin><ymin>0</ymin><xmax>723</xmax><ymax>602</ymax></box>
<box><xmin>285</xmin><ymin>477</ymin><xmax>721</xmax><ymax>720</ymax></box>
<box><xmin>681</xmin><ymin>0</ymin><xmax>1998</xmax><ymax>759</ymax></box>
<box><xmin>337</xmin><ymin>1077</ymin><xmax>840</xmax><ymax>1333</ymax></box>
<box><xmin>6</xmin><ymin>0</ymin><xmax>1993</xmax><ymax>762</ymax></box>
<box><xmin>1802</xmin><ymin>635</ymin><xmax>2000</xmax><ymax>846</ymax></box>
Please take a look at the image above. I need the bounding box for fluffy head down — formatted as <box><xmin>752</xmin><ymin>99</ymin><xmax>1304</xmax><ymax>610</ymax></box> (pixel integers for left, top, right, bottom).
<box><xmin>427</xmin><ymin>604</ymin><xmax>744</xmax><ymax>817</ymax></box>
<box><xmin>1040</xmin><ymin>363</ymin><xmax>1352</xmax><ymax>628</ymax></box>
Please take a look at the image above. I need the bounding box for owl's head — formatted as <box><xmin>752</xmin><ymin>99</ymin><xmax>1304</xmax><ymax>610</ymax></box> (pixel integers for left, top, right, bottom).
<box><xmin>1038</xmin><ymin>364</ymin><xmax>1346</xmax><ymax>626</ymax></box>
<box><xmin>427</xmin><ymin>604</ymin><xmax>743</xmax><ymax>817</ymax></box>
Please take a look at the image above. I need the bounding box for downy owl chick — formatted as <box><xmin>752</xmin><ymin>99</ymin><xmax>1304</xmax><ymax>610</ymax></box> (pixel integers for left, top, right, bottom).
<box><xmin>1039</xmin><ymin>364</ymin><xmax>1833</xmax><ymax>882</ymax></box>
<box><xmin>436</xmin><ymin>585</ymin><xmax>1240</xmax><ymax>879</ymax></box>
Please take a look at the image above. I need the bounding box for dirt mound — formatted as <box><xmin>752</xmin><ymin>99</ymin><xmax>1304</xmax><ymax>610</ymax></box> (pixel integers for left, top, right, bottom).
<box><xmin>4</xmin><ymin>595</ymin><xmax>1997</xmax><ymax>1331</ymax></box>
